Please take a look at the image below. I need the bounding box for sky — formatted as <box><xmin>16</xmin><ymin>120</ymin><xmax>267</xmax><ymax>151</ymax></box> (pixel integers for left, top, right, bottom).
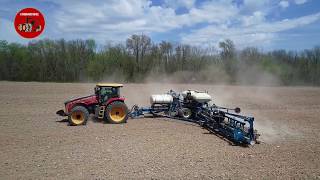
<box><xmin>0</xmin><ymin>0</ymin><xmax>319</xmax><ymax>50</ymax></box>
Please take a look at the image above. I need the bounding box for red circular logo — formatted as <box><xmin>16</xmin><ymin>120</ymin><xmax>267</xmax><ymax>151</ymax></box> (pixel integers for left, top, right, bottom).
<box><xmin>14</xmin><ymin>8</ymin><xmax>45</xmax><ymax>38</ymax></box>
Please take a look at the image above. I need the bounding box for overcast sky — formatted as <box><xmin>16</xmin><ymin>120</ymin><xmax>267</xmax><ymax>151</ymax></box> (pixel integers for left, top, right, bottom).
<box><xmin>0</xmin><ymin>0</ymin><xmax>319</xmax><ymax>50</ymax></box>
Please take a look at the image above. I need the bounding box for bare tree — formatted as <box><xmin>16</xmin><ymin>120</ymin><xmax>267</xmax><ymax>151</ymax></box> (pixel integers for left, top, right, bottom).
<box><xmin>126</xmin><ymin>34</ymin><xmax>151</xmax><ymax>70</ymax></box>
<box><xmin>159</xmin><ymin>41</ymin><xmax>172</xmax><ymax>68</ymax></box>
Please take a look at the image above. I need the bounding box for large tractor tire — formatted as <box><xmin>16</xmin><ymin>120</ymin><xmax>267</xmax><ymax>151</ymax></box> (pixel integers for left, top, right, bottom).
<box><xmin>105</xmin><ymin>101</ymin><xmax>128</xmax><ymax>124</ymax></box>
<box><xmin>68</xmin><ymin>106</ymin><xmax>89</xmax><ymax>126</ymax></box>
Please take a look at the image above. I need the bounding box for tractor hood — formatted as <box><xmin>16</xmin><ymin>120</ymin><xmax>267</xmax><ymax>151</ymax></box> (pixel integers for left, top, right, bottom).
<box><xmin>64</xmin><ymin>94</ymin><xmax>97</xmax><ymax>105</ymax></box>
<box><xmin>64</xmin><ymin>94</ymin><xmax>98</xmax><ymax>114</ymax></box>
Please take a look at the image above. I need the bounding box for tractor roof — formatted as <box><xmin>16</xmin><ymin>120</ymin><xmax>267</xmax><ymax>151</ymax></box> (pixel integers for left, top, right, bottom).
<box><xmin>96</xmin><ymin>83</ymin><xmax>123</xmax><ymax>87</ymax></box>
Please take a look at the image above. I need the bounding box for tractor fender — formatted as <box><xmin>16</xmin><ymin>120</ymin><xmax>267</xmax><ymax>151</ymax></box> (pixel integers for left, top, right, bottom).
<box><xmin>105</xmin><ymin>97</ymin><xmax>125</xmax><ymax>105</ymax></box>
<box><xmin>66</xmin><ymin>103</ymin><xmax>98</xmax><ymax>114</ymax></box>
<box><xmin>66</xmin><ymin>103</ymin><xmax>88</xmax><ymax>114</ymax></box>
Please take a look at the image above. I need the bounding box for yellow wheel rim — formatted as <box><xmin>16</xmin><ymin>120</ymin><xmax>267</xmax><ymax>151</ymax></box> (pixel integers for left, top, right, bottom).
<box><xmin>109</xmin><ymin>107</ymin><xmax>126</xmax><ymax>122</ymax></box>
<box><xmin>71</xmin><ymin>111</ymin><xmax>85</xmax><ymax>125</ymax></box>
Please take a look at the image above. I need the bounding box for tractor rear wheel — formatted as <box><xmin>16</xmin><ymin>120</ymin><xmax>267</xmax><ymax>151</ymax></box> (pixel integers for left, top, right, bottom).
<box><xmin>68</xmin><ymin>106</ymin><xmax>89</xmax><ymax>126</ymax></box>
<box><xmin>105</xmin><ymin>101</ymin><xmax>128</xmax><ymax>124</ymax></box>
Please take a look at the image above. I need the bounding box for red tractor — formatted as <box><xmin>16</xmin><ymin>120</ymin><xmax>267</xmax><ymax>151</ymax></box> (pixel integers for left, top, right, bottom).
<box><xmin>56</xmin><ymin>83</ymin><xmax>129</xmax><ymax>125</ymax></box>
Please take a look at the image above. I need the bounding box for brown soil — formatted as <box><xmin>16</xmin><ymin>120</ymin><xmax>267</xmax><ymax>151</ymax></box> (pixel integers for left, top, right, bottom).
<box><xmin>0</xmin><ymin>82</ymin><xmax>319</xmax><ymax>179</ymax></box>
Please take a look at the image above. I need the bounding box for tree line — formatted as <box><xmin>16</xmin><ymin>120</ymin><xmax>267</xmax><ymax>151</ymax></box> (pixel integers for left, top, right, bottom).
<box><xmin>0</xmin><ymin>34</ymin><xmax>319</xmax><ymax>85</ymax></box>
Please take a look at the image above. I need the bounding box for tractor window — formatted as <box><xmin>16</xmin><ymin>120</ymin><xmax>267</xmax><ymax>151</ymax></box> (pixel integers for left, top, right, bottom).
<box><xmin>100</xmin><ymin>87</ymin><xmax>112</xmax><ymax>96</ymax></box>
<box><xmin>99</xmin><ymin>87</ymin><xmax>119</xmax><ymax>103</ymax></box>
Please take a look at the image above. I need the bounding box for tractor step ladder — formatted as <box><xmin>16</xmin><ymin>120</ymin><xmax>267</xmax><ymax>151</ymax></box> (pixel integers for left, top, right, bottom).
<box><xmin>98</xmin><ymin>106</ymin><xmax>106</xmax><ymax>119</ymax></box>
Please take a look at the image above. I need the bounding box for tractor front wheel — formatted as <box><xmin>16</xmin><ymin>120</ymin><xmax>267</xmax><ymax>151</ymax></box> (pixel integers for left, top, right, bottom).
<box><xmin>106</xmin><ymin>101</ymin><xmax>128</xmax><ymax>124</ymax></box>
<box><xmin>68</xmin><ymin>106</ymin><xmax>89</xmax><ymax>126</ymax></box>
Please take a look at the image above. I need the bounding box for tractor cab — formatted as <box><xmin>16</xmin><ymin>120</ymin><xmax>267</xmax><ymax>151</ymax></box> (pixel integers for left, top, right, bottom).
<box><xmin>95</xmin><ymin>83</ymin><xmax>123</xmax><ymax>104</ymax></box>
